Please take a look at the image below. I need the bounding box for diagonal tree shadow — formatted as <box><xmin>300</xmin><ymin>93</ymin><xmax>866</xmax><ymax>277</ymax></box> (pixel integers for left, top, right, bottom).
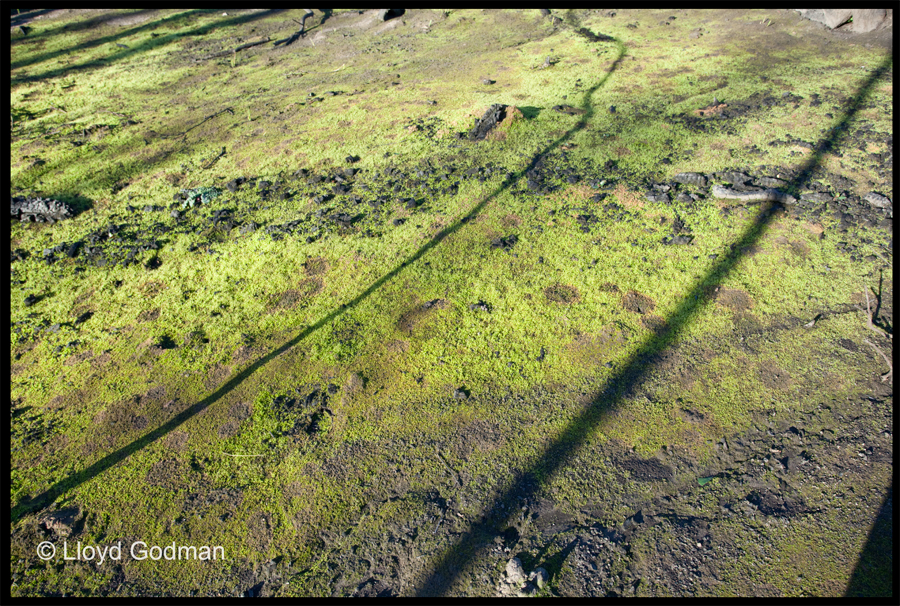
<box><xmin>9</xmin><ymin>35</ymin><xmax>628</xmax><ymax>525</ymax></box>
<box><xmin>844</xmin><ymin>480</ymin><xmax>892</xmax><ymax>597</ymax></box>
<box><xmin>10</xmin><ymin>9</ymin><xmax>287</xmax><ymax>81</ymax></box>
<box><xmin>8</xmin><ymin>31</ymin><xmax>892</xmax><ymax>602</ymax></box>
<box><xmin>411</xmin><ymin>52</ymin><xmax>893</xmax><ymax>597</ymax></box>
<box><xmin>10</xmin><ymin>9</ymin><xmax>160</xmax><ymax>48</ymax></box>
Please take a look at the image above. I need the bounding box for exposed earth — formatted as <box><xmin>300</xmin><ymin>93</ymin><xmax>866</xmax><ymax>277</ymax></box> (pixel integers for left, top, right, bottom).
<box><xmin>8</xmin><ymin>9</ymin><xmax>893</xmax><ymax>598</ymax></box>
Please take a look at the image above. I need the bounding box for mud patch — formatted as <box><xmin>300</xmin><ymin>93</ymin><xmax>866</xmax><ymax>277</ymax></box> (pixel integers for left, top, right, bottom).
<box><xmin>246</xmin><ymin>511</ymin><xmax>274</xmax><ymax>553</ymax></box>
<box><xmin>145</xmin><ymin>459</ymin><xmax>183</xmax><ymax>489</ymax></box>
<box><xmin>640</xmin><ymin>315</ymin><xmax>668</xmax><ymax>335</ymax></box>
<box><xmin>757</xmin><ymin>361</ymin><xmax>792</xmax><ymax>391</ymax></box>
<box><xmin>164</xmin><ymin>430</ymin><xmax>189</xmax><ymax>451</ymax></box>
<box><xmin>273</xmin><ymin>278</ymin><xmax>323</xmax><ymax>310</ymax></box>
<box><xmin>205</xmin><ymin>364</ymin><xmax>231</xmax><ymax>391</ymax></box>
<box><xmin>452</xmin><ymin>420</ymin><xmax>504</xmax><ymax>459</ymax></box>
<box><xmin>230</xmin><ymin>401</ymin><xmax>253</xmax><ymax>420</ymax></box>
<box><xmin>622</xmin><ymin>291</ymin><xmax>656</xmax><ymax>315</ymax></box>
<box><xmin>63</xmin><ymin>349</ymin><xmax>94</xmax><ymax>366</ymax></box>
<box><xmin>137</xmin><ymin>308</ymin><xmax>160</xmax><ymax>323</ymax></box>
<box><xmin>714</xmin><ymin>288</ymin><xmax>753</xmax><ymax>312</ymax></box>
<box><xmin>747</xmin><ymin>488</ymin><xmax>808</xmax><ymax>517</ymax></box>
<box><xmin>397</xmin><ymin>299</ymin><xmax>449</xmax><ymax>335</ymax></box>
<box><xmin>544</xmin><ymin>284</ymin><xmax>580</xmax><ymax>304</ymax></box>
<box><xmin>619</xmin><ymin>457</ymin><xmax>673</xmax><ymax>482</ymax></box>
<box><xmin>353</xmin><ymin>578</ymin><xmax>397</xmax><ymax>598</ymax></box>
<box><xmin>303</xmin><ymin>256</ymin><xmax>329</xmax><ymax>276</ymax></box>
<box><xmin>218</xmin><ymin>420</ymin><xmax>240</xmax><ymax>439</ymax></box>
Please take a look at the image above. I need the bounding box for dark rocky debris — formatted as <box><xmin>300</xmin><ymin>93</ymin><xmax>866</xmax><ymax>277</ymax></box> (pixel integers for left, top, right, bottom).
<box><xmin>11</xmin><ymin>196</ymin><xmax>75</xmax><ymax>223</ymax></box>
<box><xmin>469</xmin><ymin>104</ymin><xmax>508</xmax><ymax>141</ymax></box>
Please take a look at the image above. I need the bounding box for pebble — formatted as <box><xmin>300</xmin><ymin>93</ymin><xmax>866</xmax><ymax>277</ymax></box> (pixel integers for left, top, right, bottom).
<box><xmin>863</xmin><ymin>192</ymin><xmax>891</xmax><ymax>209</ymax></box>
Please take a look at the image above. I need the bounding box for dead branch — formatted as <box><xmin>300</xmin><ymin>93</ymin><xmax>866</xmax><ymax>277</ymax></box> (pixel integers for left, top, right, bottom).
<box><xmin>863</xmin><ymin>339</ymin><xmax>892</xmax><ymax>383</ymax></box>
<box><xmin>864</xmin><ymin>286</ymin><xmax>891</xmax><ymax>339</ymax></box>
<box><xmin>201</xmin><ymin>147</ymin><xmax>226</xmax><ymax>170</ymax></box>
<box><xmin>196</xmin><ymin>37</ymin><xmax>270</xmax><ymax>61</ymax></box>
<box><xmin>162</xmin><ymin>107</ymin><xmax>234</xmax><ymax>140</ymax></box>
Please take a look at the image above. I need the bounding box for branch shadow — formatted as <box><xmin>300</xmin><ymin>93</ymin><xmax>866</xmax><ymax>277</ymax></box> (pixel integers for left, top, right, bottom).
<box><xmin>10</xmin><ymin>9</ymin><xmax>160</xmax><ymax>48</ymax></box>
<box><xmin>8</xmin><ymin>35</ymin><xmax>628</xmax><ymax>525</ymax></box>
<box><xmin>410</xmin><ymin>52</ymin><xmax>893</xmax><ymax>598</ymax></box>
<box><xmin>10</xmin><ymin>10</ymin><xmax>287</xmax><ymax>81</ymax></box>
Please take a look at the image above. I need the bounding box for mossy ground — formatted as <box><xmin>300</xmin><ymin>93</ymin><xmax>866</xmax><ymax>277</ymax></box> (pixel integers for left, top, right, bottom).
<box><xmin>9</xmin><ymin>9</ymin><xmax>893</xmax><ymax>597</ymax></box>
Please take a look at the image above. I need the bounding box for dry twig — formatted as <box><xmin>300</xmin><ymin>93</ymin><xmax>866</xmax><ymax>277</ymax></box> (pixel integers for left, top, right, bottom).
<box><xmin>863</xmin><ymin>339</ymin><xmax>892</xmax><ymax>383</ymax></box>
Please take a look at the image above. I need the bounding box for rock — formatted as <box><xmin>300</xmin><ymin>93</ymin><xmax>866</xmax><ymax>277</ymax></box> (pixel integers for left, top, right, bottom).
<box><xmin>481</xmin><ymin>78</ymin><xmax>496</xmax><ymax>85</ymax></box>
<box><xmin>645</xmin><ymin>192</ymin><xmax>670</xmax><ymax>203</ymax></box>
<box><xmin>863</xmin><ymin>192</ymin><xmax>891</xmax><ymax>209</ymax></box>
<box><xmin>673</xmin><ymin>172</ymin><xmax>707</xmax><ymax>187</ymax></box>
<box><xmin>755</xmin><ymin>177</ymin><xmax>787</xmax><ymax>188</ymax></box>
<box><xmin>506</xmin><ymin>558</ymin><xmax>526</xmax><ymax>585</ymax></box>
<box><xmin>376</xmin><ymin>8</ymin><xmax>405</xmax><ymax>21</ymax></box>
<box><xmin>453</xmin><ymin>387</ymin><xmax>470</xmax><ymax>400</ymax></box>
<box><xmin>800</xmin><ymin>192</ymin><xmax>833</xmax><ymax>203</ymax></box>
<box><xmin>823</xmin><ymin>9</ymin><xmax>855</xmax><ymax>29</ymax></box>
<box><xmin>40</xmin><ymin>507</ymin><xmax>80</xmax><ymax>537</ymax></box>
<box><xmin>711</xmin><ymin>185</ymin><xmax>796</xmax><ymax>204</ymax></box>
<box><xmin>717</xmin><ymin>171</ymin><xmax>751</xmax><ymax>185</ymax></box>
<box><xmin>24</xmin><ymin>294</ymin><xmax>39</xmax><ymax>307</ymax></box>
<box><xmin>529</xmin><ymin>567</ymin><xmax>549</xmax><ymax>589</ymax></box>
<box><xmin>490</xmin><ymin>235</ymin><xmax>518</xmax><ymax>250</ymax></box>
<box><xmin>469</xmin><ymin>104</ymin><xmax>508</xmax><ymax>141</ymax></box>
<box><xmin>664</xmin><ymin>234</ymin><xmax>694</xmax><ymax>245</ymax></box>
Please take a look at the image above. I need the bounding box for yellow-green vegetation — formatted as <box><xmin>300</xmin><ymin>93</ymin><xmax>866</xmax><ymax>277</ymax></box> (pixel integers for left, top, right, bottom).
<box><xmin>10</xmin><ymin>9</ymin><xmax>892</xmax><ymax>598</ymax></box>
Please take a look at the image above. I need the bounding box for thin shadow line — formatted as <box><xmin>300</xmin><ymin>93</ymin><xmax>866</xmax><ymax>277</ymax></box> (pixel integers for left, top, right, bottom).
<box><xmin>411</xmin><ymin>52</ymin><xmax>893</xmax><ymax>597</ymax></box>
<box><xmin>10</xmin><ymin>10</ymin><xmax>286</xmax><ymax>81</ymax></box>
<box><xmin>9</xmin><ymin>37</ymin><xmax>628</xmax><ymax>524</ymax></box>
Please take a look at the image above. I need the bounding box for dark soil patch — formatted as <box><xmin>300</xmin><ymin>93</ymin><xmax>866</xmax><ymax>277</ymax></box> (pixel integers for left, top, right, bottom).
<box><xmin>145</xmin><ymin>459</ymin><xmax>183</xmax><ymax>489</ymax></box>
<box><xmin>397</xmin><ymin>298</ymin><xmax>449</xmax><ymax>335</ymax></box>
<box><xmin>304</xmin><ymin>256</ymin><xmax>329</xmax><ymax>276</ymax></box>
<box><xmin>756</xmin><ymin>361</ymin><xmax>792</xmax><ymax>391</ymax></box>
<box><xmin>137</xmin><ymin>308</ymin><xmax>160</xmax><ymax>322</ymax></box>
<box><xmin>63</xmin><ymin>349</ymin><xmax>94</xmax><ymax>366</ymax></box>
<box><xmin>274</xmin><ymin>278</ymin><xmax>324</xmax><ymax>309</ymax></box>
<box><xmin>164</xmin><ymin>430</ymin><xmax>189</xmax><ymax>451</ymax></box>
<box><xmin>715</xmin><ymin>288</ymin><xmax>753</xmax><ymax>312</ymax></box>
<box><xmin>205</xmin><ymin>364</ymin><xmax>231</xmax><ymax>391</ymax></box>
<box><xmin>622</xmin><ymin>290</ymin><xmax>656</xmax><ymax>314</ymax></box>
<box><xmin>640</xmin><ymin>314</ymin><xmax>668</xmax><ymax>335</ymax></box>
<box><xmin>619</xmin><ymin>456</ymin><xmax>674</xmax><ymax>482</ymax></box>
<box><xmin>230</xmin><ymin>401</ymin><xmax>253</xmax><ymax>420</ymax></box>
<box><xmin>544</xmin><ymin>284</ymin><xmax>580</xmax><ymax>304</ymax></box>
<box><xmin>452</xmin><ymin>420</ymin><xmax>504</xmax><ymax>459</ymax></box>
<box><xmin>246</xmin><ymin>511</ymin><xmax>274</xmax><ymax>553</ymax></box>
<box><xmin>218</xmin><ymin>420</ymin><xmax>240</xmax><ymax>439</ymax></box>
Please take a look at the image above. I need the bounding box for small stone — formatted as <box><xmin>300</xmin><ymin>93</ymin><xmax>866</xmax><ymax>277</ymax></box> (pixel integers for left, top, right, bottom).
<box><xmin>481</xmin><ymin>78</ymin><xmax>496</xmax><ymax>85</ymax></box>
<box><xmin>529</xmin><ymin>567</ymin><xmax>549</xmax><ymax>589</ymax></box>
<box><xmin>673</xmin><ymin>172</ymin><xmax>707</xmax><ymax>187</ymax></box>
<box><xmin>863</xmin><ymin>192</ymin><xmax>891</xmax><ymax>209</ymax></box>
<box><xmin>505</xmin><ymin>558</ymin><xmax>526</xmax><ymax>584</ymax></box>
<box><xmin>645</xmin><ymin>192</ymin><xmax>670</xmax><ymax>203</ymax></box>
<box><xmin>453</xmin><ymin>387</ymin><xmax>470</xmax><ymax>400</ymax></box>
